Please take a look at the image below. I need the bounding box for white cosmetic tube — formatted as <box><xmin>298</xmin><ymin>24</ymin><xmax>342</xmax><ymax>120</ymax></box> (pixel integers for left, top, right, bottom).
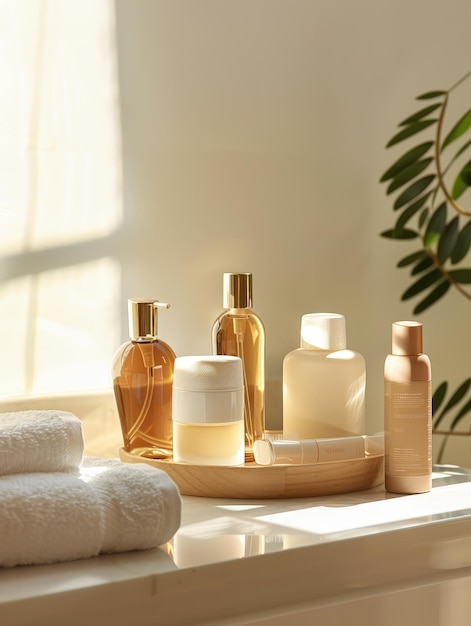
<box><xmin>253</xmin><ymin>434</ymin><xmax>384</xmax><ymax>466</ymax></box>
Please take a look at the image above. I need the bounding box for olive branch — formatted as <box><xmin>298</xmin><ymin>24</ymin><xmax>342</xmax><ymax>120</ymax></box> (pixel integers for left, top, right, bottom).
<box><xmin>380</xmin><ymin>69</ymin><xmax>471</xmax><ymax>461</ymax></box>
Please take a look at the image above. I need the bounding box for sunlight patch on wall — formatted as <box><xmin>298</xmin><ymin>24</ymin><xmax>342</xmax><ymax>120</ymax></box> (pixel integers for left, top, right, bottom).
<box><xmin>0</xmin><ymin>277</ymin><xmax>30</xmax><ymax>396</ymax></box>
<box><xmin>0</xmin><ymin>258</ymin><xmax>120</xmax><ymax>395</ymax></box>
<box><xmin>0</xmin><ymin>0</ymin><xmax>123</xmax><ymax>396</ymax></box>
<box><xmin>0</xmin><ymin>0</ymin><xmax>122</xmax><ymax>254</ymax></box>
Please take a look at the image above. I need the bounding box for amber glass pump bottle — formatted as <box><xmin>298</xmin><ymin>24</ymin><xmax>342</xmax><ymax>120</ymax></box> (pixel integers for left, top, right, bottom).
<box><xmin>112</xmin><ymin>298</ymin><xmax>176</xmax><ymax>459</ymax></box>
<box><xmin>212</xmin><ymin>273</ymin><xmax>265</xmax><ymax>460</ymax></box>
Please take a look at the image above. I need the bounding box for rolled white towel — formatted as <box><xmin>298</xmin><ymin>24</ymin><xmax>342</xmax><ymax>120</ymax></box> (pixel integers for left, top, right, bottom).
<box><xmin>0</xmin><ymin>410</ymin><xmax>84</xmax><ymax>475</ymax></box>
<box><xmin>0</xmin><ymin>457</ymin><xmax>181</xmax><ymax>568</ymax></box>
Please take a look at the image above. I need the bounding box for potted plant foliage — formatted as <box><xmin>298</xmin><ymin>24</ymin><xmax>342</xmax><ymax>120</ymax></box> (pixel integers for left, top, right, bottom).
<box><xmin>380</xmin><ymin>70</ymin><xmax>471</xmax><ymax>462</ymax></box>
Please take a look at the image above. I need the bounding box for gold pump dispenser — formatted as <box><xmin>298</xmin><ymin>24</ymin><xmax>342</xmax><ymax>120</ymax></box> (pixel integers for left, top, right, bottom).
<box><xmin>128</xmin><ymin>298</ymin><xmax>170</xmax><ymax>341</ymax></box>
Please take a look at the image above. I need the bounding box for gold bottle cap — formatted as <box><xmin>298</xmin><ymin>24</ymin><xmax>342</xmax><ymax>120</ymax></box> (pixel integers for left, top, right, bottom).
<box><xmin>128</xmin><ymin>298</ymin><xmax>170</xmax><ymax>341</ymax></box>
<box><xmin>223</xmin><ymin>273</ymin><xmax>252</xmax><ymax>309</ymax></box>
<box><xmin>391</xmin><ymin>320</ymin><xmax>423</xmax><ymax>355</ymax></box>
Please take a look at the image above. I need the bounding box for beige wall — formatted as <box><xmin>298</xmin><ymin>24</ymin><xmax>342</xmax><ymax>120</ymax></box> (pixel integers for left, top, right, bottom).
<box><xmin>114</xmin><ymin>0</ymin><xmax>471</xmax><ymax>434</ymax></box>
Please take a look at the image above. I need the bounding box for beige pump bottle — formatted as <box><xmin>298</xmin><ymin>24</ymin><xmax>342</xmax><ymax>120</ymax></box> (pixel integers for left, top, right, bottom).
<box><xmin>384</xmin><ymin>321</ymin><xmax>432</xmax><ymax>494</ymax></box>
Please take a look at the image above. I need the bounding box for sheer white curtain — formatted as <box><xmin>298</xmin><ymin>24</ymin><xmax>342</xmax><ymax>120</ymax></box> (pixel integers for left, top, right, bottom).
<box><xmin>0</xmin><ymin>0</ymin><xmax>122</xmax><ymax>395</ymax></box>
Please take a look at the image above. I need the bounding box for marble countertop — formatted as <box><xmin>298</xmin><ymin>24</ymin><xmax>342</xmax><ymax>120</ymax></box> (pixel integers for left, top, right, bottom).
<box><xmin>2</xmin><ymin>465</ymin><xmax>471</xmax><ymax>625</ymax></box>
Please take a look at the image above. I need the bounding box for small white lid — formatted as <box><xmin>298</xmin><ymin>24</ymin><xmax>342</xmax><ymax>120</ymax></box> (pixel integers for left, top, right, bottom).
<box><xmin>172</xmin><ymin>355</ymin><xmax>244</xmax><ymax>424</ymax></box>
<box><xmin>300</xmin><ymin>313</ymin><xmax>346</xmax><ymax>350</ymax></box>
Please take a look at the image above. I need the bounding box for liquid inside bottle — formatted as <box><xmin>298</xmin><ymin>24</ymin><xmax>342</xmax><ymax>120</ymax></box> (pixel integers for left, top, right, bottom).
<box><xmin>212</xmin><ymin>309</ymin><xmax>265</xmax><ymax>451</ymax></box>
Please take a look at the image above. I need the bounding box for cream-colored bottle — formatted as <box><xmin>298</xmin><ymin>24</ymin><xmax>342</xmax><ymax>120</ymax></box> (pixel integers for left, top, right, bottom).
<box><xmin>283</xmin><ymin>313</ymin><xmax>366</xmax><ymax>439</ymax></box>
<box><xmin>384</xmin><ymin>320</ymin><xmax>432</xmax><ymax>494</ymax></box>
<box><xmin>212</xmin><ymin>273</ymin><xmax>265</xmax><ymax>460</ymax></box>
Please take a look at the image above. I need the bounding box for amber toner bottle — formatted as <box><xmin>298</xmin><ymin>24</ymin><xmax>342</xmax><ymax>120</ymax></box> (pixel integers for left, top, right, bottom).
<box><xmin>384</xmin><ymin>321</ymin><xmax>432</xmax><ymax>494</ymax></box>
<box><xmin>112</xmin><ymin>298</ymin><xmax>176</xmax><ymax>459</ymax></box>
<box><xmin>212</xmin><ymin>273</ymin><xmax>265</xmax><ymax>460</ymax></box>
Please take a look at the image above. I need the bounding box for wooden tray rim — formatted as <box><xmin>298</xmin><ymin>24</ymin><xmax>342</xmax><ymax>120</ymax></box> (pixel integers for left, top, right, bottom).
<box><xmin>119</xmin><ymin>447</ymin><xmax>385</xmax><ymax>499</ymax></box>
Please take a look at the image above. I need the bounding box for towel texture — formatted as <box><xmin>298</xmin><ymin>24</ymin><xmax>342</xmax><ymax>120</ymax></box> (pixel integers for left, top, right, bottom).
<box><xmin>0</xmin><ymin>457</ymin><xmax>182</xmax><ymax>568</ymax></box>
<box><xmin>0</xmin><ymin>410</ymin><xmax>84</xmax><ymax>475</ymax></box>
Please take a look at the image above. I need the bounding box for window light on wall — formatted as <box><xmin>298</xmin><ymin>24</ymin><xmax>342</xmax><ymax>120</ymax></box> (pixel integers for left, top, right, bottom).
<box><xmin>0</xmin><ymin>0</ymin><xmax>122</xmax><ymax>396</ymax></box>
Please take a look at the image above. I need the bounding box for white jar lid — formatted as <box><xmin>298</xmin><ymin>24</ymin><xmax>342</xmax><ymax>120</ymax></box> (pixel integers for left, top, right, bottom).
<box><xmin>172</xmin><ymin>355</ymin><xmax>244</xmax><ymax>424</ymax></box>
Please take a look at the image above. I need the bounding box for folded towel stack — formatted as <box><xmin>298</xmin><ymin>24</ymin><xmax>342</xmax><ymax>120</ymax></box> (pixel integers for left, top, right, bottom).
<box><xmin>0</xmin><ymin>410</ymin><xmax>84</xmax><ymax>475</ymax></box>
<box><xmin>0</xmin><ymin>410</ymin><xmax>181</xmax><ymax>568</ymax></box>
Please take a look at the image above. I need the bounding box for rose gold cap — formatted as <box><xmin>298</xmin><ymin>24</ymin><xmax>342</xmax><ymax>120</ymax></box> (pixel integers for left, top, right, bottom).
<box><xmin>391</xmin><ymin>320</ymin><xmax>423</xmax><ymax>355</ymax></box>
<box><xmin>223</xmin><ymin>273</ymin><xmax>252</xmax><ymax>309</ymax></box>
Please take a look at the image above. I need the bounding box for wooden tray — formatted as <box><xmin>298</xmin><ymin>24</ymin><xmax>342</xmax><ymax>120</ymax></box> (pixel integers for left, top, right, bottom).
<box><xmin>119</xmin><ymin>447</ymin><xmax>384</xmax><ymax>499</ymax></box>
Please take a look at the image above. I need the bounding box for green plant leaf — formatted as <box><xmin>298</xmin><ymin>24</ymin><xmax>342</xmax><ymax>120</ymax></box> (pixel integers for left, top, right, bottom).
<box><xmin>435</xmin><ymin>437</ymin><xmax>448</xmax><ymax>464</ymax></box>
<box><xmin>432</xmin><ymin>381</ymin><xmax>448</xmax><ymax>416</ymax></box>
<box><xmin>451</xmin><ymin>160</ymin><xmax>471</xmax><ymax>200</ymax></box>
<box><xmin>450</xmin><ymin>397</ymin><xmax>471</xmax><ymax>429</ymax></box>
<box><xmin>445</xmin><ymin>139</ymin><xmax>471</xmax><ymax>171</ymax></box>
<box><xmin>441</xmin><ymin>109</ymin><xmax>471</xmax><ymax>150</ymax></box>
<box><xmin>399</xmin><ymin>103</ymin><xmax>442</xmax><ymax>126</ymax></box>
<box><xmin>413</xmin><ymin>279</ymin><xmax>450</xmax><ymax>314</ymax></box>
<box><xmin>380</xmin><ymin>142</ymin><xmax>434</xmax><ymax>182</ymax></box>
<box><xmin>395</xmin><ymin>197</ymin><xmax>430</xmax><ymax>231</ymax></box>
<box><xmin>451</xmin><ymin>221</ymin><xmax>471</xmax><ymax>263</ymax></box>
<box><xmin>397</xmin><ymin>250</ymin><xmax>427</xmax><ymax>268</ymax></box>
<box><xmin>419</xmin><ymin>207</ymin><xmax>429</xmax><ymax>228</ymax></box>
<box><xmin>448</xmin><ymin>268</ymin><xmax>471</xmax><ymax>283</ymax></box>
<box><xmin>401</xmin><ymin>268</ymin><xmax>443</xmax><ymax>300</ymax></box>
<box><xmin>434</xmin><ymin>378</ymin><xmax>471</xmax><ymax>428</ymax></box>
<box><xmin>437</xmin><ymin>216</ymin><xmax>460</xmax><ymax>263</ymax></box>
<box><xmin>387</xmin><ymin>158</ymin><xmax>433</xmax><ymax>195</ymax></box>
<box><xmin>461</xmin><ymin>164</ymin><xmax>471</xmax><ymax>185</ymax></box>
<box><xmin>395</xmin><ymin>191</ymin><xmax>432</xmax><ymax>218</ymax></box>
<box><xmin>387</xmin><ymin>119</ymin><xmax>438</xmax><ymax>148</ymax></box>
<box><xmin>411</xmin><ymin>255</ymin><xmax>434</xmax><ymax>275</ymax></box>
<box><xmin>416</xmin><ymin>90</ymin><xmax>447</xmax><ymax>100</ymax></box>
<box><xmin>393</xmin><ymin>175</ymin><xmax>435</xmax><ymax>211</ymax></box>
<box><xmin>423</xmin><ymin>201</ymin><xmax>447</xmax><ymax>247</ymax></box>
<box><xmin>381</xmin><ymin>228</ymin><xmax>419</xmax><ymax>240</ymax></box>
<box><xmin>452</xmin><ymin>174</ymin><xmax>468</xmax><ymax>201</ymax></box>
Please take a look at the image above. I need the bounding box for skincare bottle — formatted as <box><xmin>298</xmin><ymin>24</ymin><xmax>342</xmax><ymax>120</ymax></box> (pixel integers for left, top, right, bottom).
<box><xmin>253</xmin><ymin>434</ymin><xmax>384</xmax><ymax>466</ymax></box>
<box><xmin>172</xmin><ymin>355</ymin><xmax>245</xmax><ymax>466</ymax></box>
<box><xmin>384</xmin><ymin>320</ymin><xmax>432</xmax><ymax>494</ymax></box>
<box><xmin>112</xmin><ymin>298</ymin><xmax>176</xmax><ymax>459</ymax></box>
<box><xmin>212</xmin><ymin>273</ymin><xmax>265</xmax><ymax>460</ymax></box>
<box><xmin>283</xmin><ymin>313</ymin><xmax>366</xmax><ymax>439</ymax></box>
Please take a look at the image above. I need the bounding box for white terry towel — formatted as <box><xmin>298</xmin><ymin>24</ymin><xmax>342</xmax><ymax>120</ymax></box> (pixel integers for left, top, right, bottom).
<box><xmin>0</xmin><ymin>410</ymin><xmax>84</xmax><ymax>475</ymax></box>
<box><xmin>0</xmin><ymin>457</ymin><xmax>182</xmax><ymax>567</ymax></box>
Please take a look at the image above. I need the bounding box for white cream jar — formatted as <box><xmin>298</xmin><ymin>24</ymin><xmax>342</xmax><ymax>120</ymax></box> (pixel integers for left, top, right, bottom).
<box><xmin>172</xmin><ymin>355</ymin><xmax>244</xmax><ymax>466</ymax></box>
